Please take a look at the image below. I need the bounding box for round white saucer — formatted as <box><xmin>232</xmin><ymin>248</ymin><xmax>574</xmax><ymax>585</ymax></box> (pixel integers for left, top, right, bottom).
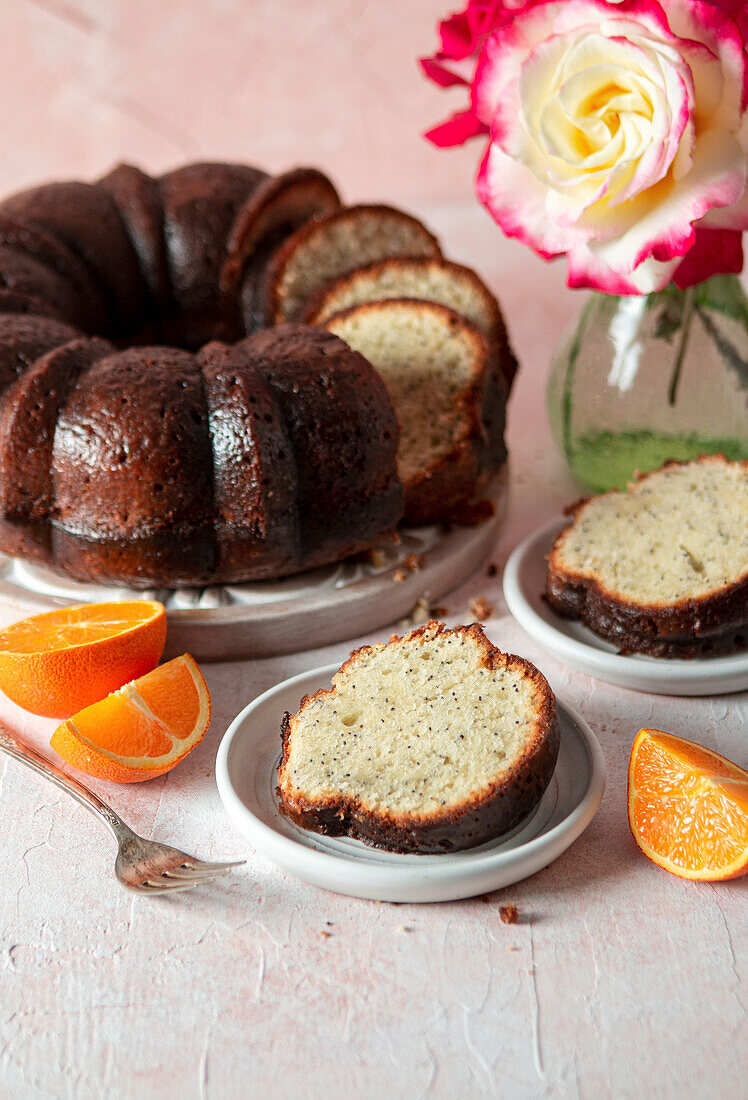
<box><xmin>503</xmin><ymin>518</ymin><xmax>748</xmax><ymax>697</ymax></box>
<box><xmin>215</xmin><ymin>662</ymin><xmax>606</xmax><ymax>903</ymax></box>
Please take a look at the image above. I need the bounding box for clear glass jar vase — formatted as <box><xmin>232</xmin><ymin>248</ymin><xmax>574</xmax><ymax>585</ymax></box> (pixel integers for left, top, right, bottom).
<box><xmin>547</xmin><ymin>274</ymin><xmax>748</xmax><ymax>491</ymax></box>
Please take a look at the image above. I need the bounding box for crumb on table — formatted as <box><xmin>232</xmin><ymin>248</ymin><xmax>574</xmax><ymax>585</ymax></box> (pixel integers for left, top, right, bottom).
<box><xmin>499</xmin><ymin>903</ymin><xmax>519</xmax><ymax>925</ymax></box>
<box><xmin>399</xmin><ymin>596</ymin><xmax>431</xmax><ymax>627</ymax></box>
<box><xmin>469</xmin><ymin>595</ymin><xmax>494</xmax><ymax>620</ymax></box>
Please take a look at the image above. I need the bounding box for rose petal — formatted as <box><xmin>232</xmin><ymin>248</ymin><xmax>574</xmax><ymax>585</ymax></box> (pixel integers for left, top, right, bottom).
<box><xmin>425</xmin><ymin>108</ymin><xmax>489</xmax><ymax>148</ymax></box>
<box><xmin>567</xmin><ymin>244</ymin><xmax>679</xmax><ymax>293</ymax></box>
<box><xmin>672</xmin><ymin>226</ymin><xmax>744</xmax><ymax>287</ymax></box>
<box><xmin>477</xmin><ymin>141</ymin><xmax>593</xmax><ymax>254</ymax></box>
<box><xmin>419</xmin><ymin>56</ymin><xmax>470</xmax><ymax>88</ymax></box>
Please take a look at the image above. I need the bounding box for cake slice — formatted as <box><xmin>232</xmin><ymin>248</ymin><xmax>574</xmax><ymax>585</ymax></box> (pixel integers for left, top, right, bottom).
<box><xmin>324</xmin><ymin>299</ymin><xmax>506</xmax><ymax>525</ymax></box>
<box><xmin>546</xmin><ymin>455</ymin><xmax>748</xmax><ymax>657</ymax></box>
<box><xmin>304</xmin><ymin>255</ymin><xmax>518</xmax><ymax>390</ymax></box>
<box><xmin>221</xmin><ymin>167</ymin><xmax>341</xmax><ymax>332</ymax></box>
<box><xmin>278</xmin><ymin>621</ymin><xmax>560</xmax><ymax>853</ymax></box>
<box><xmin>262</xmin><ymin>204</ymin><xmax>441</xmax><ymax>324</ymax></box>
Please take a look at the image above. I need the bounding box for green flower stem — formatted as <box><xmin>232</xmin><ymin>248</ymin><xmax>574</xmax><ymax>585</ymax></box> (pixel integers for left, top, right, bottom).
<box><xmin>667</xmin><ymin>284</ymin><xmax>696</xmax><ymax>406</ymax></box>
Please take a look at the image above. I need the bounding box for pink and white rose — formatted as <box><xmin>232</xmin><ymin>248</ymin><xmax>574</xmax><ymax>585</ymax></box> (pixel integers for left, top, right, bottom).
<box><xmin>421</xmin><ymin>0</ymin><xmax>748</xmax><ymax>292</ymax></box>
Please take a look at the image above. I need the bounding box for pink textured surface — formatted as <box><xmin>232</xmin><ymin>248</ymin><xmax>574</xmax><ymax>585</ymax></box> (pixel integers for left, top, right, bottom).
<box><xmin>0</xmin><ymin>4</ymin><xmax>745</xmax><ymax>1098</ymax></box>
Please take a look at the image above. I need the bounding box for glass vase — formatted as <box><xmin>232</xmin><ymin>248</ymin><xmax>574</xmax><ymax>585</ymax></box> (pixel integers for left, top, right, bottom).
<box><xmin>547</xmin><ymin>274</ymin><xmax>748</xmax><ymax>491</ymax></box>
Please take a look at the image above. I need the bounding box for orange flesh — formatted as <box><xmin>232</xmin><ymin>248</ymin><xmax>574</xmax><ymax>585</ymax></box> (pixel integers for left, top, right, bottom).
<box><xmin>0</xmin><ymin>601</ymin><xmax>162</xmax><ymax>654</ymax></box>
<box><xmin>629</xmin><ymin>730</ymin><xmax>748</xmax><ymax>878</ymax></box>
<box><xmin>51</xmin><ymin>654</ymin><xmax>211</xmax><ymax>782</ymax></box>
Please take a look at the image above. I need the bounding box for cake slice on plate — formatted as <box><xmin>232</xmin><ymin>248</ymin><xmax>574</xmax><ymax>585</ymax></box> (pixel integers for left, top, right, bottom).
<box><xmin>277</xmin><ymin>620</ymin><xmax>560</xmax><ymax>853</ymax></box>
<box><xmin>545</xmin><ymin>455</ymin><xmax>748</xmax><ymax>657</ymax></box>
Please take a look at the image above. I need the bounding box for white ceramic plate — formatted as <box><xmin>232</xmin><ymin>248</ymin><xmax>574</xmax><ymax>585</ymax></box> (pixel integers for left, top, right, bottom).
<box><xmin>503</xmin><ymin>518</ymin><xmax>748</xmax><ymax>697</ymax></box>
<box><xmin>215</xmin><ymin>662</ymin><xmax>606</xmax><ymax>903</ymax></box>
<box><xmin>0</xmin><ymin>474</ymin><xmax>507</xmax><ymax>662</ymax></box>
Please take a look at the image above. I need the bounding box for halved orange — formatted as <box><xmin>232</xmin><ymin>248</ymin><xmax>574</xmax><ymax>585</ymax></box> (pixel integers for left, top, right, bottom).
<box><xmin>50</xmin><ymin>654</ymin><xmax>211</xmax><ymax>783</ymax></box>
<box><xmin>628</xmin><ymin>728</ymin><xmax>748</xmax><ymax>881</ymax></box>
<box><xmin>0</xmin><ymin>601</ymin><xmax>166</xmax><ymax>717</ymax></box>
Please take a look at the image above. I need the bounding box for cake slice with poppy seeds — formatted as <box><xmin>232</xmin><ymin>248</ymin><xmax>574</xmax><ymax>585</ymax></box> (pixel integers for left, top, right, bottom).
<box><xmin>278</xmin><ymin>621</ymin><xmax>560</xmax><ymax>853</ymax></box>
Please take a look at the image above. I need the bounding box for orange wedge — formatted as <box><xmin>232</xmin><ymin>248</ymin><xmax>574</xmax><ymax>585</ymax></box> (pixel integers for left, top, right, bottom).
<box><xmin>628</xmin><ymin>729</ymin><xmax>748</xmax><ymax>881</ymax></box>
<box><xmin>0</xmin><ymin>601</ymin><xmax>166</xmax><ymax>718</ymax></box>
<box><xmin>50</xmin><ymin>654</ymin><xmax>210</xmax><ymax>783</ymax></box>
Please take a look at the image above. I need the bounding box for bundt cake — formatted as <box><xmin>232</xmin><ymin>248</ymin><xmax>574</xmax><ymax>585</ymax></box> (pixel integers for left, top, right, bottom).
<box><xmin>324</xmin><ymin>300</ymin><xmax>507</xmax><ymax>525</ymax></box>
<box><xmin>545</xmin><ymin>455</ymin><xmax>748</xmax><ymax>657</ymax></box>
<box><xmin>278</xmin><ymin>620</ymin><xmax>560</xmax><ymax>853</ymax></box>
<box><xmin>0</xmin><ymin>161</ymin><xmax>514</xmax><ymax>589</ymax></box>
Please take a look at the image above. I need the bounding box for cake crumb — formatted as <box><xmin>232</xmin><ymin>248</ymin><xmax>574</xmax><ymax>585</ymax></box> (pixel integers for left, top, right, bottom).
<box><xmin>507</xmin><ymin>945</ymin><xmax>518</xmax><ymax>952</ymax></box>
<box><xmin>486</xmin><ymin>563</ymin><xmax>498</xmax><ymax>577</ymax></box>
<box><xmin>399</xmin><ymin>596</ymin><xmax>431</xmax><ymax>627</ymax></box>
<box><xmin>397</xmin><ymin>924</ymin><xmax>415</xmax><ymax>933</ymax></box>
<box><xmin>393</xmin><ymin>568</ymin><xmax>406</xmax><ymax>583</ymax></box>
<box><xmin>469</xmin><ymin>596</ymin><xmax>494</xmax><ymax>620</ymax></box>
<box><xmin>402</xmin><ymin>553</ymin><xmax>424</xmax><ymax>573</ymax></box>
<box><xmin>320</xmin><ymin>930</ymin><xmax>332</xmax><ymax>940</ymax></box>
<box><xmin>499</xmin><ymin>903</ymin><xmax>519</xmax><ymax>925</ymax></box>
<box><xmin>369</xmin><ymin>547</ymin><xmax>387</xmax><ymax>569</ymax></box>
<box><xmin>431</xmin><ymin>605</ymin><xmax>450</xmax><ymax>617</ymax></box>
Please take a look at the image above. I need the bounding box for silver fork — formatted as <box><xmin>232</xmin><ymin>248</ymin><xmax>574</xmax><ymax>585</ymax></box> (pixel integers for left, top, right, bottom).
<box><xmin>0</xmin><ymin>725</ymin><xmax>243</xmax><ymax>894</ymax></box>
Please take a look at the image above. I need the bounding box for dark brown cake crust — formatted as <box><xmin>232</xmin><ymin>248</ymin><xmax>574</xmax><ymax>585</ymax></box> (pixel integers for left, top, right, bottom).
<box><xmin>100</xmin><ymin>163</ymin><xmax>172</xmax><ymax>313</ymax></box>
<box><xmin>545</xmin><ymin>465</ymin><xmax>748</xmax><ymax>658</ymax></box>
<box><xmin>1</xmin><ymin>181</ymin><xmax>146</xmax><ymax>335</ymax></box>
<box><xmin>278</xmin><ymin>621</ymin><xmax>560</xmax><ymax>854</ymax></box>
<box><xmin>243</xmin><ymin>325</ymin><xmax>403</xmax><ymax>571</ymax></box>
<box><xmin>158</xmin><ymin>162</ymin><xmax>268</xmax><ymax>346</ymax></box>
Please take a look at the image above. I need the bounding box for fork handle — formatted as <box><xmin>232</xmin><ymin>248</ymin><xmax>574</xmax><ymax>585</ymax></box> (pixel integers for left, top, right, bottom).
<box><xmin>0</xmin><ymin>724</ymin><xmax>131</xmax><ymax>842</ymax></box>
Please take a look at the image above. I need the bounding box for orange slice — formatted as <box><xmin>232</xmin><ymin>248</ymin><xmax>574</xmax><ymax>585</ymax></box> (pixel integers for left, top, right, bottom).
<box><xmin>628</xmin><ymin>728</ymin><xmax>748</xmax><ymax>881</ymax></box>
<box><xmin>0</xmin><ymin>601</ymin><xmax>166</xmax><ymax>718</ymax></box>
<box><xmin>50</xmin><ymin>654</ymin><xmax>211</xmax><ymax>783</ymax></box>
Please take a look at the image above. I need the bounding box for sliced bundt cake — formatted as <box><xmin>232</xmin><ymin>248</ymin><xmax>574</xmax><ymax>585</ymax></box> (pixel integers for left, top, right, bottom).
<box><xmin>546</xmin><ymin>455</ymin><xmax>748</xmax><ymax>657</ymax></box>
<box><xmin>278</xmin><ymin>620</ymin><xmax>560</xmax><ymax>853</ymax></box>
<box><xmin>0</xmin><ymin>161</ymin><xmax>513</xmax><ymax>588</ymax></box>
<box><xmin>324</xmin><ymin>300</ymin><xmax>506</xmax><ymax>525</ymax></box>
<box><xmin>304</xmin><ymin>255</ymin><xmax>518</xmax><ymax>389</ymax></box>
<box><xmin>261</xmin><ymin>204</ymin><xmax>442</xmax><ymax>325</ymax></box>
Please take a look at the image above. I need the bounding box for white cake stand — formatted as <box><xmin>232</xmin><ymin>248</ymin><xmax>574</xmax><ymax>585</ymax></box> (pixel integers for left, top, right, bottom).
<box><xmin>0</xmin><ymin>471</ymin><xmax>507</xmax><ymax>661</ymax></box>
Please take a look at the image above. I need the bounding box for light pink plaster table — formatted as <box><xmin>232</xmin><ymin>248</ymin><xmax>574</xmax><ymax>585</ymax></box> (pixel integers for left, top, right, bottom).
<box><xmin>0</xmin><ymin>3</ymin><xmax>746</xmax><ymax>1097</ymax></box>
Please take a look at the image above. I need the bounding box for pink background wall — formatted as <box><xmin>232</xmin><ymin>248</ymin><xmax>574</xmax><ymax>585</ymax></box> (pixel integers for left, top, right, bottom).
<box><xmin>0</xmin><ymin>0</ymin><xmax>477</xmax><ymax>205</ymax></box>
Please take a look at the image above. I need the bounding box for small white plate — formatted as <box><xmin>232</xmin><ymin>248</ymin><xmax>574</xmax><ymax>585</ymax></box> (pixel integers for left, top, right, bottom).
<box><xmin>503</xmin><ymin>518</ymin><xmax>748</xmax><ymax>697</ymax></box>
<box><xmin>215</xmin><ymin>663</ymin><xmax>605</xmax><ymax>903</ymax></box>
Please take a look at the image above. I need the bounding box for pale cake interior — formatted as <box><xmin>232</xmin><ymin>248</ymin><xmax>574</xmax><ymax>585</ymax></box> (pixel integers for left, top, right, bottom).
<box><xmin>274</xmin><ymin>209</ymin><xmax>440</xmax><ymax>322</ymax></box>
<box><xmin>556</xmin><ymin>459</ymin><xmax>748</xmax><ymax>604</ymax></box>
<box><xmin>309</xmin><ymin>257</ymin><xmax>494</xmax><ymax>341</ymax></box>
<box><xmin>326</xmin><ymin>302</ymin><xmax>482</xmax><ymax>486</ymax></box>
<box><xmin>280</xmin><ymin>625</ymin><xmax>544</xmax><ymax>817</ymax></box>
